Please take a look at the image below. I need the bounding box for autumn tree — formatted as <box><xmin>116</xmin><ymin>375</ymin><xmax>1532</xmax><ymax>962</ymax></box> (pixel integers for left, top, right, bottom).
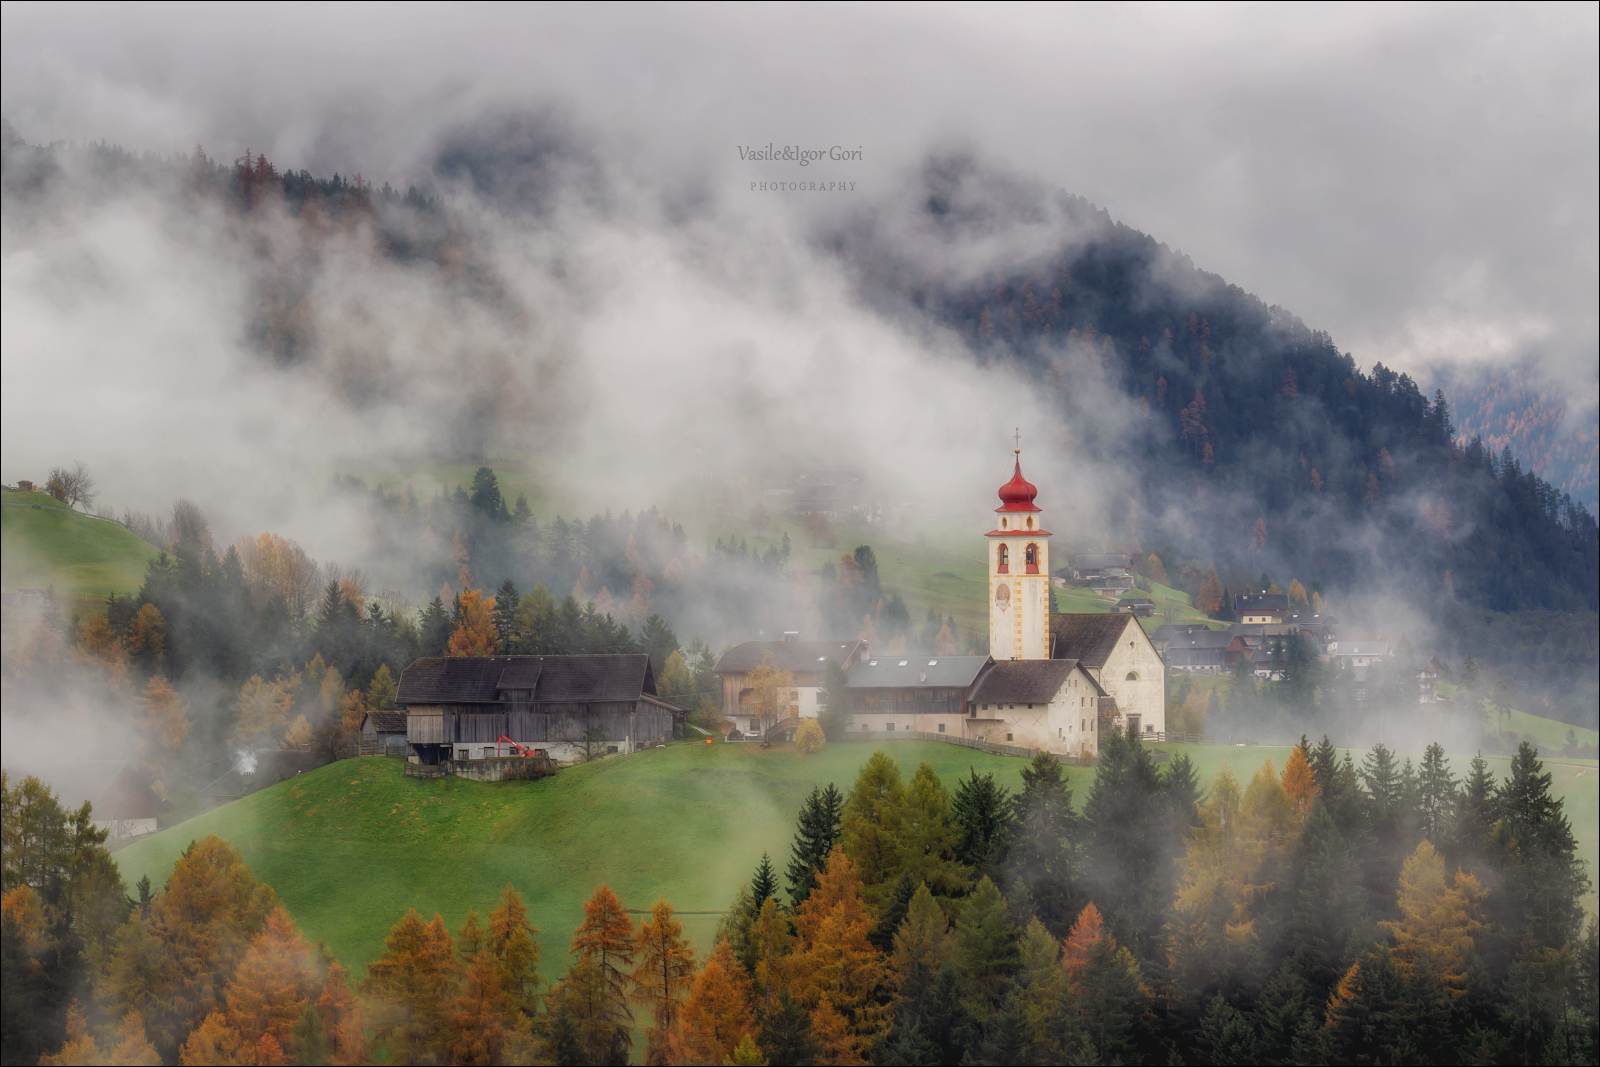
<box><xmin>448</xmin><ymin>588</ymin><xmax>501</xmax><ymax>656</ymax></box>
<box><xmin>223</xmin><ymin>905</ymin><xmax>320</xmax><ymax>1052</ymax></box>
<box><xmin>841</xmin><ymin>751</ymin><xmax>908</xmax><ymax>905</ymax></box>
<box><xmin>793</xmin><ymin>717</ymin><xmax>824</xmax><ymax>756</ymax></box>
<box><xmin>316</xmin><ymin>961</ymin><xmax>368</xmax><ymax>1066</ymax></box>
<box><xmin>364</xmin><ymin>909</ymin><xmax>459</xmax><ymax>1062</ymax></box>
<box><xmin>449</xmin><ymin>948</ymin><xmax>511</xmax><ymax>1066</ymax></box>
<box><xmin>786</xmin><ymin>846</ymin><xmax>891</xmax><ymax>1060</ymax></box>
<box><xmin>1381</xmin><ymin>840</ymin><xmax>1484</xmax><ymax>993</ymax></box>
<box><xmin>1197</xmin><ymin>566</ymin><xmax>1225</xmax><ymax>616</ymax></box>
<box><xmin>632</xmin><ymin>897</ymin><xmax>698</xmax><ymax>1063</ymax></box>
<box><xmin>745</xmin><ymin>655</ymin><xmax>796</xmax><ymax>739</ymax></box>
<box><xmin>487</xmin><ymin>884</ymin><xmax>541</xmax><ymax>1017</ymax></box>
<box><xmin>680</xmin><ymin>940</ymin><xmax>755</xmax><ymax>1066</ymax></box>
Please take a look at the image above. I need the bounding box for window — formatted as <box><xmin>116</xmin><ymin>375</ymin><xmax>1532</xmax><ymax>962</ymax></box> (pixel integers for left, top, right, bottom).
<box><xmin>997</xmin><ymin>544</ymin><xmax>1009</xmax><ymax>572</ymax></box>
<box><xmin>1024</xmin><ymin>543</ymin><xmax>1039</xmax><ymax>573</ymax></box>
<box><xmin>1126</xmin><ymin>671</ymin><xmax>1139</xmax><ymax>681</ymax></box>
<box><xmin>938</xmin><ymin>723</ymin><xmax>946</xmax><ymax>733</ymax></box>
<box><xmin>1006</xmin><ymin>733</ymin><xmax>1013</xmax><ymax>741</ymax></box>
<box><xmin>862</xmin><ymin>723</ymin><xmax>870</xmax><ymax>731</ymax></box>
<box><xmin>887</xmin><ymin>723</ymin><xmax>896</xmax><ymax>732</ymax></box>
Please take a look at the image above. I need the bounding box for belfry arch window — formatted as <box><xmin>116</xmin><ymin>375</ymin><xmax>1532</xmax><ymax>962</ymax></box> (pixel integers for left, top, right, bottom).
<box><xmin>1024</xmin><ymin>543</ymin><xmax>1040</xmax><ymax>574</ymax></box>
<box><xmin>997</xmin><ymin>544</ymin><xmax>1009</xmax><ymax>572</ymax></box>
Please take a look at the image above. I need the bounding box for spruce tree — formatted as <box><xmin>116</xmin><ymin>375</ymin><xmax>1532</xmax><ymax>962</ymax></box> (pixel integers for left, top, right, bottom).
<box><xmin>1415</xmin><ymin>742</ymin><xmax>1455</xmax><ymax>844</ymax></box>
<box><xmin>750</xmin><ymin>853</ymin><xmax>777</xmax><ymax>910</ymax></box>
<box><xmin>786</xmin><ymin>784</ymin><xmax>843</xmax><ymax>907</ymax></box>
<box><xmin>492</xmin><ymin>580</ymin><xmax>520</xmax><ymax>651</ymax></box>
<box><xmin>952</xmin><ymin>770</ymin><xmax>1014</xmax><ymax>880</ymax></box>
<box><xmin>1005</xmin><ymin>752</ymin><xmax>1080</xmax><ymax>935</ymax></box>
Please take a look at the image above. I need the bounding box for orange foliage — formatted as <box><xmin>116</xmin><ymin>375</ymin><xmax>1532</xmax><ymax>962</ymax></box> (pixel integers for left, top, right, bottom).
<box><xmin>448</xmin><ymin>589</ymin><xmax>500</xmax><ymax>656</ymax></box>
<box><xmin>786</xmin><ymin>846</ymin><xmax>890</xmax><ymax>1058</ymax></box>
<box><xmin>573</xmin><ymin>885</ymin><xmax>637</xmax><ymax>1011</ymax></box>
<box><xmin>680</xmin><ymin>941</ymin><xmax>754</xmax><ymax>1065</ymax></box>
<box><xmin>1280</xmin><ymin>746</ymin><xmax>1318</xmax><ymax>817</ymax></box>
<box><xmin>1061</xmin><ymin>901</ymin><xmax>1104</xmax><ymax>982</ymax></box>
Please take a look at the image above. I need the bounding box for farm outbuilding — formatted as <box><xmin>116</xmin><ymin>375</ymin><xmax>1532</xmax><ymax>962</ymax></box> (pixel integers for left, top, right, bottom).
<box><xmin>359</xmin><ymin>710</ymin><xmax>409</xmax><ymax>755</ymax></box>
<box><xmin>395</xmin><ymin>654</ymin><xmax>685</xmax><ymax>766</ymax></box>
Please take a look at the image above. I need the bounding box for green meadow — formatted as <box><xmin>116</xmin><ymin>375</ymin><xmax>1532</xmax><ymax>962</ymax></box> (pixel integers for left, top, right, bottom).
<box><xmin>1</xmin><ymin>489</ymin><xmax>158</xmax><ymax>597</ymax></box>
<box><xmin>113</xmin><ymin>738</ymin><xmax>1597</xmax><ymax>976</ymax></box>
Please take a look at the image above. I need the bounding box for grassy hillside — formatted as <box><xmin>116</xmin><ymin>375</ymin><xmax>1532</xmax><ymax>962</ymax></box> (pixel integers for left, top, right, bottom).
<box><xmin>1</xmin><ymin>490</ymin><xmax>158</xmax><ymax>597</ymax></box>
<box><xmin>113</xmin><ymin>739</ymin><xmax>1597</xmax><ymax>976</ymax></box>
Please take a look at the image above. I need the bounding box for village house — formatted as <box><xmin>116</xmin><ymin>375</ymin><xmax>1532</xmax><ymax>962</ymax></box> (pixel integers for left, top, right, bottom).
<box><xmin>712</xmin><ymin>636</ymin><xmax>866</xmax><ymax>738</ymax></box>
<box><xmin>1328</xmin><ymin>640</ymin><xmax>1391</xmax><ymax>679</ymax></box>
<box><xmin>5</xmin><ymin>760</ymin><xmax>167</xmax><ymax>842</ymax></box>
<box><xmin>1159</xmin><ymin>628</ymin><xmax>1242</xmax><ymax>674</ymax></box>
<box><xmin>1115</xmin><ymin>596</ymin><xmax>1155</xmax><ymax>617</ymax></box>
<box><xmin>1414</xmin><ymin>652</ymin><xmax>1443</xmax><ymax>704</ymax></box>
<box><xmin>1235</xmin><ymin>592</ymin><xmax>1290</xmax><ymax>625</ymax></box>
<box><xmin>844</xmin><ymin>654</ymin><xmax>990</xmax><ymax>736</ymax></box>
<box><xmin>968</xmin><ymin>659</ymin><xmax>1106</xmax><ymax>756</ymax></box>
<box><xmin>395</xmin><ymin>654</ymin><xmax>683</xmax><ymax>766</ymax></box>
<box><xmin>1063</xmin><ymin>552</ymin><xmax>1136</xmax><ymax>596</ymax></box>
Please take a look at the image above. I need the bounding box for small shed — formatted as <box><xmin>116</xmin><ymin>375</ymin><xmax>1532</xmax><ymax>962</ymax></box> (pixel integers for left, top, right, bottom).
<box><xmin>360</xmin><ymin>710</ymin><xmax>409</xmax><ymax>755</ymax></box>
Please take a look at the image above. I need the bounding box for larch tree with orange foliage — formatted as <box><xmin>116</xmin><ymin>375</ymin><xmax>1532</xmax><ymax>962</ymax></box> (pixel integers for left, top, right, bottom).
<box><xmin>1281</xmin><ymin>743</ymin><xmax>1318</xmax><ymax>818</ymax></box>
<box><xmin>316</xmin><ymin>961</ymin><xmax>368</xmax><ymax>1066</ymax></box>
<box><xmin>136</xmin><ymin>674</ymin><xmax>190</xmax><ymax>782</ymax></box>
<box><xmin>632</xmin><ymin>897</ymin><xmax>699</xmax><ymax>1064</ymax></box>
<box><xmin>448</xmin><ymin>588</ymin><xmax>501</xmax><ymax>656</ymax></box>
<box><xmin>679</xmin><ymin>941</ymin><xmax>755</xmax><ymax>1066</ymax></box>
<box><xmin>448</xmin><ymin>948</ymin><xmax>511</xmax><ymax>1066</ymax></box>
<box><xmin>572</xmin><ymin>885</ymin><xmax>637</xmax><ymax>1022</ymax></box>
<box><xmin>786</xmin><ymin>846</ymin><xmax>891</xmax><ymax>1062</ymax></box>
<box><xmin>487</xmin><ymin>884</ymin><xmax>542</xmax><ymax>1017</ymax></box>
<box><xmin>221</xmin><ymin>905</ymin><xmax>320</xmax><ymax>1052</ymax></box>
<box><xmin>364</xmin><ymin>909</ymin><xmax>459</xmax><ymax>1063</ymax></box>
<box><xmin>1380</xmin><ymin>840</ymin><xmax>1485</xmax><ymax>992</ymax></box>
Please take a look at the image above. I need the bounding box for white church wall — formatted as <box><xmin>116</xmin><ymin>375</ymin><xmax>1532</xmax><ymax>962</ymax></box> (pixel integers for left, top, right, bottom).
<box><xmin>1097</xmin><ymin>619</ymin><xmax>1167</xmax><ymax>736</ymax></box>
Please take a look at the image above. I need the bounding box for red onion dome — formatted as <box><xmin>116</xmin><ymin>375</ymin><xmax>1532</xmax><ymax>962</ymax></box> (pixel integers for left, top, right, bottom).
<box><xmin>996</xmin><ymin>456</ymin><xmax>1041</xmax><ymax>512</ymax></box>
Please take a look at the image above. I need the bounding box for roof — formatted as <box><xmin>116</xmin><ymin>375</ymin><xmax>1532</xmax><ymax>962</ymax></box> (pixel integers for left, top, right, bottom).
<box><xmin>847</xmin><ymin>655</ymin><xmax>992</xmax><ymax>689</ymax></box>
<box><xmin>1049</xmin><ymin>612</ymin><xmax>1137</xmax><ymax>666</ymax></box>
<box><xmin>1151</xmin><ymin>623</ymin><xmax>1214</xmax><ymax>642</ymax></box>
<box><xmin>969</xmin><ymin>659</ymin><xmax>1092</xmax><ymax>704</ymax></box>
<box><xmin>1166</xmin><ymin>630</ymin><xmax>1238</xmax><ymax>650</ymax></box>
<box><xmin>1335</xmin><ymin>642</ymin><xmax>1390</xmax><ymax>657</ymax></box>
<box><xmin>713</xmin><ymin>639</ymin><xmax>863</xmax><ymax>675</ymax></box>
<box><xmin>1236</xmin><ymin>593</ymin><xmax>1289</xmax><ymax>612</ymax></box>
<box><xmin>1068</xmin><ymin>553</ymin><xmax>1131</xmax><ymax>571</ymax></box>
<box><xmin>1116</xmin><ymin>597</ymin><xmax>1154</xmax><ymax>606</ymax></box>
<box><xmin>363</xmin><ymin>711</ymin><xmax>407</xmax><ymax>732</ymax></box>
<box><xmin>396</xmin><ymin>655</ymin><xmax>657</xmax><ymax>705</ymax></box>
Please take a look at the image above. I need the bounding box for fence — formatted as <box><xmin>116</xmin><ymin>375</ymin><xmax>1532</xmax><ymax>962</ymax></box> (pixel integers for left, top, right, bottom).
<box><xmin>837</xmin><ymin>730</ymin><xmax>1096</xmax><ymax>766</ymax></box>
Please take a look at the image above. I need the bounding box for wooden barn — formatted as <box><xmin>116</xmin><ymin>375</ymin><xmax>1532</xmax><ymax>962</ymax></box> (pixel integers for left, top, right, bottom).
<box><xmin>395</xmin><ymin>654</ymin><xmax>685</xmax><ymax>766</ymax></box>
<box><xmin>359</xmin><ymin>710</ymin><xmax>409</xmax><ymax>755</ymax></box>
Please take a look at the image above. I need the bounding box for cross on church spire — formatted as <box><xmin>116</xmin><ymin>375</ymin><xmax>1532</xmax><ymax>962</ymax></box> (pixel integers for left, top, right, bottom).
<box><xmin>1013</xmin><ymin>427</ymin><xmax>1022</xmax><ymax>454</ymax></box>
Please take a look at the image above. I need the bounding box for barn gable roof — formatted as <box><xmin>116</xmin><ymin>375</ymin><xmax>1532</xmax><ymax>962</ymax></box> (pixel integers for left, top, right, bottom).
<box><xmin>362</xmin><ymin>711</ymin><xmax>407</xmax><ymax>732</ymax></box>
<box><xmin>1048</xmin><ymin>613</ymin><xmax>1137</xmax><ymax>666</ymax></box>
<box><xmin>395</xmin><ymin>655</ymin><xmax>656</xmax><ymax>706</ymax></box>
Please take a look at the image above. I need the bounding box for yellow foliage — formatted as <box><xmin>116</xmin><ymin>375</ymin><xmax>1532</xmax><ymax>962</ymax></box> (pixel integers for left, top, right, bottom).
<box><xmin>1380</xmin><ymin>840</ymin><xmax>1484</xmax><ymax>992</ymax></box>
<box><xmin>794</xmin><ymin>718</ymin><xmax>825</xmax><ymax>756</ymax></box>
<box><xmin>1280</xmin><ymin>745</ymin><xmax>1318</xmax><ymax>817</ymax></box>
<box><xmin>235</xmin><ymin>675</ymin><xmax>293</xmax><ymax>747</ymax></box>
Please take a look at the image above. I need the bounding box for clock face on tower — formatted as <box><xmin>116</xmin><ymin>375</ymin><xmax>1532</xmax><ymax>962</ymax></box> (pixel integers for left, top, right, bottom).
<box><xmin>995</xmin><ymin>583</ymin><xmax>1011</xmax><ymax>611</ymax></box>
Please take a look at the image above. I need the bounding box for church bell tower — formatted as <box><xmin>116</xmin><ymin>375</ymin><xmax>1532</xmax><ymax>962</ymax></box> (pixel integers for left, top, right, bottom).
<box><xmin>988</xmin><ymin>441</ymin><xmax>1051</xmax><ymax>661</ymax></box>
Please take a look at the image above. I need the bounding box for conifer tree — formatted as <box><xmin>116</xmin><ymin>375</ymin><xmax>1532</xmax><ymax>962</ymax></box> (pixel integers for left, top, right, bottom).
<box><xmin>898</xmin><ymin>762</ymin><xmax>968</xmax><ymax>898</ymax></box>
<box><xmin>632</xmin><ymin>897</ymin><xmax>697</xmax><ymax>1062</ymax></box>
<box><xmin>750</xmin><ymin>853</ymin><xmax>778</xmax><ymax>909</ymax></box>
<box><xmin>364</xmin><ymin>909</ymin><xmax>458</xmax><ymax>1062</ymax></box>
<box><xmin>891</xmin><ymin>882</ymin><xmax>953</xmax><ymax>985</ymax></box>
<box><xmin>680</xmin><ymin>941</ymin><xmax>754</xmax><ymax>1066</ymax></box>
<box><xmin>225</xmin><ymin>905</ymin><xmax>319</xmax><ymax>1051</ymax></box>
<box><xmin>952</xmin><ymin>768</ymin><xmax>1014</xmax><ymax>880</ymax></box>
<box><xmin>572</xmin><ymin>884</ymin><xmax>637</xmax><ymax>1019</ymax></box>
<box><xmin>787</xmin><ymin>846</ymin><xmax>890</xmax><ymax>1058</ymax></box>
<box><xmin>315</xmin><ymin>961</ymin><xmax>367</xmax><ymax>1066</ymax></box>
<box><xmin>841</xmin><ymin>751</ymin><xmax>908</xmax><ymax>904</ymax></box>
<box><xmin>448</xmin><ymin>950</ymin><xmax>510</xmax><ymax>1066</ymax></box>
<box><xmin>1007</xmin><ymin>751</ymin><xmax>1080</xmax><ymax>934</ymax></box>
<box><xmin>786</xmin><ymin>784</ymin><xmax>843</xmax><ymax>906</ymax></box>
<box><xmin>957</xmin><ymin>875</ymin><xmax>1017</xmax><ymax>1026</ymax></box>
<box><xmin>487</xmin><ymin>884</ymin><xmax>541</xmax><ymax>1017</ymax></box>
<box><xmin>1015</xmin><ymin>916</ymin><xmax>1065</xmax><ymax>1054</ymax></box>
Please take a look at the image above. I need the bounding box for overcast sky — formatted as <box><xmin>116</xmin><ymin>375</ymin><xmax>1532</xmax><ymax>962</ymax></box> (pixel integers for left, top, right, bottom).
<box><xmin>3</xmin><ymin>2</ymin><xmax>1596</xmax><ymax>395</ymax></box>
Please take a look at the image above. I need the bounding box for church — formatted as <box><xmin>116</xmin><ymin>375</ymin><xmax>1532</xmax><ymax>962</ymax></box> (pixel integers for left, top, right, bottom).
<box><xmin>715</xmin><ymin>444</ymin><xmax>1166</xmax><ymax>756</ymax></box>
<box><xmin>967</xmin><ymin>444</ymin><xmax>1166</xmax><ymax>754</ymax></box>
